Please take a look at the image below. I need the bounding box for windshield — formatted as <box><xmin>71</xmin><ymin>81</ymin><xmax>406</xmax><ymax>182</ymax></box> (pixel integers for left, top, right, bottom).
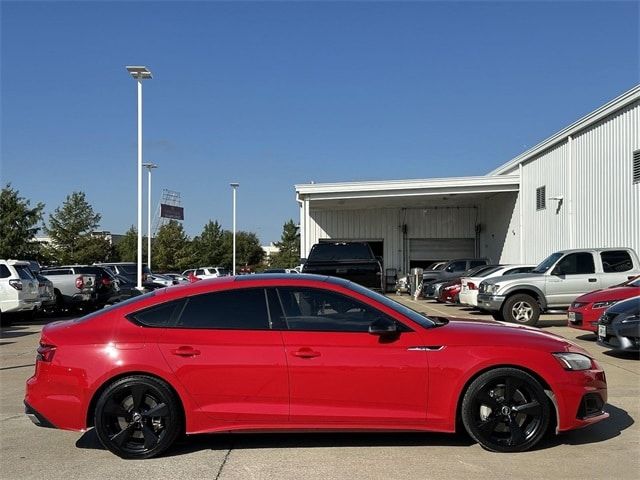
<box><xmin>118</xmin><ymin>264</ymin><xmax>151</xmax><ymax>275</ymax></box>
<box><xmin>474</xmin><ymin>266</ymin><xmax>502</xmax><ymax>278</ymax></box>
<box><xmin>465</xmin><ymin>265</ymin><xmax>493</xmax><ymax>277</ymax></box>
<box><xmin>308</xmin><ymin>243</ymin><xmax>373</xmax><ymax>261</ymax></box>
<box><xmin>336</xmin><ymin>279</ymin><xmax>436</xmax><ymax>328</ymax></box>
<box><xmin>532</xmin><ymin>252</ymin><xmax>563</xmax><ymax>273</ymax></box>
<box><xmin>626</xmin><ymin>276</ymin><xmax>640</xmax><ymax>287</ymax></box>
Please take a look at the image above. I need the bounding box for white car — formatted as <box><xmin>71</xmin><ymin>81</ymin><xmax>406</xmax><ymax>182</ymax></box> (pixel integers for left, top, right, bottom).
<box><xmin>460</xmin><ymin>264</ymin><xmax>536</xmax><ymax>308</ymax></box>
<box><xmin>186</xmin><ymin>267</ymin><xmax>230</xmax><ymax>279</ymax></box>
<box><xmin>0</xmin><ymin>259</ymin><xmax>41</xmax><ymax>319</ymax></box>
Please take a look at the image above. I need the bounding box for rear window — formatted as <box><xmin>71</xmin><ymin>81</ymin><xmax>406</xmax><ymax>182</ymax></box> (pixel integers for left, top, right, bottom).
<box><xmin>15</xmin><ymin>266</ymin><xmax>34</xmax><ymax>280</ymax></box>
<box><xmin>308</xmin><ymin>243</ymin><xmax>373</xmax><ymax>261</ymax></box>
<box><xmin>0</xmin><ymin>265</ymin><xmax>10</xmax><ymax>278</ymax></box>
<box><xmin>475</xmin><ymin>266</ymin><xmax>502</xmax><ymax>277</ymax></box>
<box><xmin>601</xmin><ymin>251</ymin><xmax>633</xmax><ymax>273</ymax></box>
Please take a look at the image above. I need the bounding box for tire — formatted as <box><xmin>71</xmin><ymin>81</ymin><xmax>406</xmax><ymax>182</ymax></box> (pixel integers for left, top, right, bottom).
<box><xmin>461</xmin><ymin>367</ymin><xmax>550</xmax><ymax>452</ymax></box>
<box><xmin>502</xmin><ymin>294</ymin><xmax>540</xmax><ymax>326</ymax></box>
<box><xmin>94</xmin><ymin>375</ymin><xmax>182</xmax><ymax>459</ymax></box>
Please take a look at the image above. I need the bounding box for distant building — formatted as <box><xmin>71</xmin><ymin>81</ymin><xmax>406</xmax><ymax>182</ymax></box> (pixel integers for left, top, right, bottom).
<box><xmin>261</xmin><ymin>243</ymin><xmax>280</xmax><ymax>266</ymax></box>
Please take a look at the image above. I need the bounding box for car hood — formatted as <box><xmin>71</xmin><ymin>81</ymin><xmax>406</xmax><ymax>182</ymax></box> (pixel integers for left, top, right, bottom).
<box><xmin>481</xmin><ymin>272</ymin><xmax>545</xmax><ymax>286</ymax></box>
<box><xmin>574</xmin><ymin>286</ymin><xmax>640</xmax><ymax>303</ymax></box>
<box><xmin>429</xmin><ymin>316</ymin><xmax>586</xmax><ymax>352</ymax></box>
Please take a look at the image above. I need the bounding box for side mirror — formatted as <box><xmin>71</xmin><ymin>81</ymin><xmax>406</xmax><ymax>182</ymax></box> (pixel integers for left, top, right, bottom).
<box><xmin>369</xmin><ymin>318</ymin><xmax>398</xmax><ymax>336</ymax></box>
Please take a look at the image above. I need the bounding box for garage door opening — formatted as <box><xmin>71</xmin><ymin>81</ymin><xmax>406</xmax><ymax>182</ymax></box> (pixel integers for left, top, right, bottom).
<box><xmin>409</xmin><ymin>238</ymin><xmax>475</xmax><ymax>269</ymax></box>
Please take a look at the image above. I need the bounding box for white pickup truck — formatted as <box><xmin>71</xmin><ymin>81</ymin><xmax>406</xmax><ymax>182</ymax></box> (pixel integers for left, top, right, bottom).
<box><xmin>477</xmin><ymin>248</ymin><xmax>640</xmax><ymax>326</ymax></box>
<box><xmin>39</xmin><ymin>267</ymin><xmax>98</xmax><ymax>311</ymax></box>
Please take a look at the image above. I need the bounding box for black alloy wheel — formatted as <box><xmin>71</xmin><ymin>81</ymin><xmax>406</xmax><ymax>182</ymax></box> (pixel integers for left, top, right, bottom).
<box><xmin>94</xmin><ymin>375</ymin><xmax>182</xmax><ymax>459</ymax></box>
<box><xmin>462</xmin><ymin>368</ymin><xmax>550</xmax><ymax>452</ymax></box>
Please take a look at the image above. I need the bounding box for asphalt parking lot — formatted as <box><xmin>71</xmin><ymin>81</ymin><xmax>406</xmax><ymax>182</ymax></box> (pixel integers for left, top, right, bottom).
<box><xmin>1</xmin><ymin>301</ymin><xmax>638</xmax><ymax>480</ymax></box>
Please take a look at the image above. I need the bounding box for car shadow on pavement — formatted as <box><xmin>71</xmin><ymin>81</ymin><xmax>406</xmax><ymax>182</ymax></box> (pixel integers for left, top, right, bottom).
<box><xmin>76</xmin><ymin>429</ymin><xmax>475</xmax><ymax>457</ymax></box>
<box><xmin>537</xmin><ymin>404</ymin><xmax>634</xmax><ymax>450</ymax></box>
<box><xmin>576</xmin><ymin>333</ymin><xmax>597</xmax><ymax>341</ymax></box>
<box><xmin>0</xmin><ymin>325</ymin><xmax>38</xmax><ymax>340</ymax></box>
<box><xmin>603</xmin><ymin>350</ymin><xmax>640</xmax><ymax>360</ymax></box>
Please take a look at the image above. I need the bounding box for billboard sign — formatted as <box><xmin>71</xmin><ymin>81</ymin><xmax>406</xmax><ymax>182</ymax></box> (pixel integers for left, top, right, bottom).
<box><xmin>160</xmin><ymin>204</ymin><xmax>184</xmax><ymax>220</ymax></box>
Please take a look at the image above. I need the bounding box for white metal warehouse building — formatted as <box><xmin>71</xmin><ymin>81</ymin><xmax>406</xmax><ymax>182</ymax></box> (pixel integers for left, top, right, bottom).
<box><xmin>295</xmin><ymin>85</ymin><xmax>640</xmax><ymax>276</ymax></box>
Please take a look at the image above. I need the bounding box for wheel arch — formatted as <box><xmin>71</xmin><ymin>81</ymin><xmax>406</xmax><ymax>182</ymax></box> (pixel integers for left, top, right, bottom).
<box><xmin>502</xmin><ymin>287</ymin><xmax>547</xmax><ymax>310</ymax></box>
<box><xmin>454</xmin><ymin>363</ymin><xmax>558</xmax><ymax>434</ymax></box>
<box><xmin>85</xmin><ymin>371</ymin><xmax>186</xmax><ymax>430</ymax></box>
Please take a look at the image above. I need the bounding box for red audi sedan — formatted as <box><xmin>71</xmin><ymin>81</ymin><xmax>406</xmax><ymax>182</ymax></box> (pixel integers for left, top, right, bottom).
<box><xmin>567</xmin><ymin>276</ymin><xmax>640</xmax><ymax>332</ymax></box>
<box><xmin>25</xmin><ymin>275</ymin><xmax>608</xmax><ymax>459</ymax></box>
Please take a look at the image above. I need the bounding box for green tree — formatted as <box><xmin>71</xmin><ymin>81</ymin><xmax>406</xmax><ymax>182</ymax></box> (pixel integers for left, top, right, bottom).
<box><xmin>116</xmin><ymin>226</ymin><xmax>147</xmax><ymax>262</ymax></box>
<box><xmin>44</xmin><ymin>191</ymin><xmax>110</xmax><ymax>264</ymax></box>
<box><xmin>152</xmin><ymin>220</ymin><xmax>191</xmax><ymax>272</ymax></box>
<box><xmin>220</xmin><ymin>230</ymin><xmax>264</xmax><ymax>270</ymax></box>
<box><xmin>0</xmin><ymin>184</ymin><xmax>45</xmax><ymax>259</ymax></box>
<box><xmin>269</xmin><ymin>219</ymin><xmax>300</xmax><ymax>268</ymax></box>
<box><xmin>191</xmin><ymin>220</ymin><xmax>225</xmax><ymax>267</ymax></box>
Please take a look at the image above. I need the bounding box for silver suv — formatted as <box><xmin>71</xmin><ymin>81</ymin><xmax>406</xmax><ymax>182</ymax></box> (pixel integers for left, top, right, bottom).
<box><xmin>477</xmin><ymin>248</ymin><xmax>640</xmax><ymax>326</ymax></box>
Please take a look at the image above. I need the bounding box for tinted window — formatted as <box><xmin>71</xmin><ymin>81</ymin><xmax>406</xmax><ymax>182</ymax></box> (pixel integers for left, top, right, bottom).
<box><xmin>308</xmin><ymin>243</ymin><xmax>373</xmax><ymax>261</ymax></box>
<box><xmin>176</xmin><ymin>288</ymin><xmax>270</xmax><ymax>329</ymax></box>
<box><xmin>195</xmin><ymin>269</ymin><xmax>204</xmax><ymax>276</ymax></box>
<box><xmin>601</xmin><ymin>251</ymin><xmax>633</xmax><ymax>273</ymax></box>
<box><xmin>503</xmin><ymin>267</ymin><xmax>534</xmax><ymax>275</ymax></box>
<box><xmin>131</xmin><ymin>301</ymin><xmax>183</xmax><ymax>327</ymax></box>
<box><xmin>275</xmin><ymin>287</ymin><xmax>395</xmax><ymax>332</ymax></box>
<box><xmin>446</xmin><ymin>261</ymin><xmax>466</xmax><ymax>272</ymax></box>
<box><xmin>469</xmin><ymin>260</ymin><xmax>487</xmax><ymax>268</ymax></box>
<box><xmin>555</xmin><ymin>253</ymin><xmax>595</xmax><ymax>275</ymax></box>
<box><xmin>15</xmin><ymin>266</ymin><xmax>34</xmax><ymax>280</ymax></box>
<box><xmin>0</xmin><ymin>265</ymin><xmax>10</xmax><ymax>278</ymax></box>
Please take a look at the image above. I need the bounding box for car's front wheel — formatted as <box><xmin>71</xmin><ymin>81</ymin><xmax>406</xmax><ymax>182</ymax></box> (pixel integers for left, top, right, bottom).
<box><xmin>502</xmin><ymin>293</ymin><xmax>540</xmax><ymax>326</ymax></box>
<box><xmin>94</xmin><ymin>375</ymin><xmax>182</xmax><ymax>459</ymax></box>
<box><xmin>461</xmin><ymin>368</ymin><xmax>550</xmax><ymax>452</ymax></box>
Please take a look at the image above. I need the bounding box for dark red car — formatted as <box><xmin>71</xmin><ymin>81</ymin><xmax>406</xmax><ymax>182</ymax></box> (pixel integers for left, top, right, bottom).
<box><xmin>568</xmin><ymin>276</ymin><xmax>640</xmax><ymax>332</ymax></box>
<box><xmin>25</xmin><ymin>275</ymin><xmax>608</xmax><ymax>459</ymax></box>
<box><xmin>438</xmin><ymin>279</ymin><xmax>462</xmax><ymax>303</ymax></box>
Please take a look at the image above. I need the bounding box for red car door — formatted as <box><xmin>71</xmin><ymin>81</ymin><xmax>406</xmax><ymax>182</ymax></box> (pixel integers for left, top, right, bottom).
<box><xmin>156</xmin><ymin>288</ymin><xmax>289</xmax><ymax>424</ymax></box>
<box><xmin>271</xmin><ymin>286</ymin><xmax>429</xmax><ymax>425</ymax></box>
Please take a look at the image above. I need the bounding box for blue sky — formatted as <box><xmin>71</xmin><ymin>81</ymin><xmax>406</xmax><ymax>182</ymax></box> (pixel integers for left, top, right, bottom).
<box><xmin>1</xmin><ymin>1</ymin><xmax>638</xmax><ymax>244</ymax></box>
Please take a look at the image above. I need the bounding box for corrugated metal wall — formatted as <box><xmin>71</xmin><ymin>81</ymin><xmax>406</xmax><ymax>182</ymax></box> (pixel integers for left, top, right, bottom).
<box><xmin>520</xmin><ymin>100</ymin><xmax>640</xmax><ymax>263</ymax></box>
<box><xmin>572</xmin><ymin>101</ymin><xmax>639</xmax><ymax>252</ymax></box>
<box><xmin>478</xmin><ymin>192</ymin><xmax>520</xmax><ymax>263</ymax></box>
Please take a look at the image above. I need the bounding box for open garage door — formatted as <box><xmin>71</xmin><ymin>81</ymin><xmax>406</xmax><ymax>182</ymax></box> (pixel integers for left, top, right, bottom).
<box><xmin>409</xmin><ymin>238</ymin><xmax>475</xmax><ymax>268</ymax></box>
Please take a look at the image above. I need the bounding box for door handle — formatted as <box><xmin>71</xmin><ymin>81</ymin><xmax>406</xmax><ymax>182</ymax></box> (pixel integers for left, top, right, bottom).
<box><xmin>588</xmin><ymin>278</ymin><xmax>597</xmax><ymax>283</ymax></box>
<box><xmin>171</xmin><ymin>346</ymin><xmax>201</xmax><ymax>357</ymax></box>
<box><xmin>292</xmin><ymin>348</ymin><xmax>321</xmax><ymax>359</ymax></box>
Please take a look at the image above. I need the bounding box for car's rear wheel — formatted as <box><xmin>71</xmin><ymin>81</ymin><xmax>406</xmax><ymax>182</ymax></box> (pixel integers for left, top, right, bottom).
<box><xmin>461</xmin><ymin>368</ymin><xmax>550</xmax><ymax>452</ymax></box>
<box><xmin>94</xmin><ymin>375</ymin><xmax>182</xmax><ymax>459</ymax></box>
<box><xmin>502</xmin><ymin>294</ymin><xmax>540</xmax><ymax>326</ymax></box>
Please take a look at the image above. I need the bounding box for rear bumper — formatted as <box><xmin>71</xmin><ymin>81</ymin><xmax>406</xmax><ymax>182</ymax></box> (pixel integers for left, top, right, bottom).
<box><xmin>476</xmin><ymin>294</ymin><xmax>504</xmax><ymax>312</ymax></box>
<box><xmin>1</xmin><ymin>298</ymin><xmax>40</xmax><ymax>313</ymax></box>
<box><xmin>24</xmin><ymin>401</ymin><xmax>57</xmax><ymax>429</ymax></box>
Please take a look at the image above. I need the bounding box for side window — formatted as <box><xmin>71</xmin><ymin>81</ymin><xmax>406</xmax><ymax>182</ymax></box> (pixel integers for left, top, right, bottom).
<box><xmin>0</xmin><ymin>265</ymin><xmax>10</xmax><ymax>278</ymax></box>
<box><xmin>130</xmin><ymin>301</ymin><xmax>184</xmax><ymax>327</ymax></box>
<box><xmin>469</xmin><ymin>260</ymin><xmax>486</xmax><ymax>268</ymax></box>
<box><xmin>275</xmin><ymin>287</ymin><xmax>396</xmax><ymax>332</ymax></box>
<box><xmin>195</xmin><ymin>269</ymin><xmax>204</xmax><ymax>276</ymax></box>
<box><xmin>446</xmin><ymin>261</ymin><xmax>466</xmax><ymax>273</ymax></box>
<box><xmin>600</xmin><ymin>251</ymin><xmax>633</xmax><ymax>273</ymax></box>
<box><xmin>555</xmin><ymin>253</ymin><xmax>595</xmax><ymax>275</ymax></box>
<box><xmin>176</xmin><ymin>288</ymin><xmax>270</xmax><ymax>330</ymax></box>
<box><xmin>42</xmin><ymin>269</ymin><xmax>61</xmax><ymax>276</ymax></box>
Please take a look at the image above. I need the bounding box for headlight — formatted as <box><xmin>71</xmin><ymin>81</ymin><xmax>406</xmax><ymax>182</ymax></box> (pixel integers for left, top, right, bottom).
<box><xmin>552</xmin><ymin>352</ymin><xmax>593</xmax><ymax>371</ymax></box>
<box><xmin>593</xmin><ymin>300</ymin><xmax>618</xmax><ymax>309</ymax></box>
<box><xmin>571</xmin><ymin>302</ymin><xmax>587</xmax><ymax>309</ymax></box>
<box><xmin>486</xmin><ymin>284</ymin><xmax>501</xmax><ymax>294</ymax></box>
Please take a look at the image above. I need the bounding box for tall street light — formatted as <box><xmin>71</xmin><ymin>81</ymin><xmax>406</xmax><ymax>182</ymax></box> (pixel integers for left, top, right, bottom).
<box><xmin>230</xmin><ymin>183</ymin><xmax>239</xmax><ymax>275</ymax></box>
<box><xmin>142</xmin><ymin>162</ymin><xmax>158</xmax><ymax>271</ymax></box>
<box><xmin>126</xmin><ymin>65</ymin><xmax>152</xmax><ymax>290</ymax></box>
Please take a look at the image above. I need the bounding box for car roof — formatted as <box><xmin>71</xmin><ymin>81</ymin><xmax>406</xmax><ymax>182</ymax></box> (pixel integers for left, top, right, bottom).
<box><xmin>555</xmin><ymin>248</ymin><xmax>633</xmax><ymax>254</ymax></box>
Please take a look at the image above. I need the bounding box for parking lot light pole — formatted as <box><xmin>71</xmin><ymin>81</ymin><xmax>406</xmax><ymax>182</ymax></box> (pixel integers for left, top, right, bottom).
<box><xmin>126</xmin><ymin>66</ymin><xmax>152</xmax><ymax>290</ymax></box>
<box><xmin>230</xmin><ymin>183</ymin><xmax>239</xmax><ymax>275</ymax></box>
<box><xmin>142</xmin><ymin>162</ymin><xmax>158</xmax><ymax>271</ymax></box>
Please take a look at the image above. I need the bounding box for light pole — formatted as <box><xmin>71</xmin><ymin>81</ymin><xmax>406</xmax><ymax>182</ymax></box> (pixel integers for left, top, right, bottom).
<box><xmin>126</xmin><ymin>66</ymin><xmax>152</xmax><ymax>290</ymax></box>
<box><xmin>142</xmin><ymin>162</ymin><xmax>158</xmax><ymax>271</ymax></box>
<box><xmin>230</xmin><ymin>183</ymin><xmax>239</xmax><ymax>275</ymax></box>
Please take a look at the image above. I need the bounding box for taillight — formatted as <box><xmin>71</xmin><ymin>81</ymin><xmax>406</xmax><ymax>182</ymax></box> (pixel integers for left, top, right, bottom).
<box><xmin>9</xmin><ymin>279</ymin><xmax>23</xmax><ymax>290</ymax></box>
<box><xmin>75</xmin><ymin>276</ymin><xmax>84</xmax><ymax>289</ymax></box>
<box><xmin>468</xmin><ymin>282</ymin><xmax>477</xmax><ymax>290</ymax></box>
<box><xmin>36</xmin><ymin>343</ymin><xmax>56</xmax><ymax>362</ymax></box>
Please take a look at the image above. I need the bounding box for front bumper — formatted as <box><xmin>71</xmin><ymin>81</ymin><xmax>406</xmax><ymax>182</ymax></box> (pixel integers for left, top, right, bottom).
<box><xmin>476</xmin><ymin>293</ymin><xmax>505</xmax><ymax>312</ymax></box>
<box><xmin>597</xmin><ymin>321</ymin><xmax>640</xmax><ymax>352</ymax></box>
<box><xmin>554</xmin><ymin>366</ymin><xmax>609</xmax><ymax>432</ymax></box>
<box><xmin>567</xmin><ymin>308</ymin><xmax>600</xmax><ymax>332</ymax></box>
